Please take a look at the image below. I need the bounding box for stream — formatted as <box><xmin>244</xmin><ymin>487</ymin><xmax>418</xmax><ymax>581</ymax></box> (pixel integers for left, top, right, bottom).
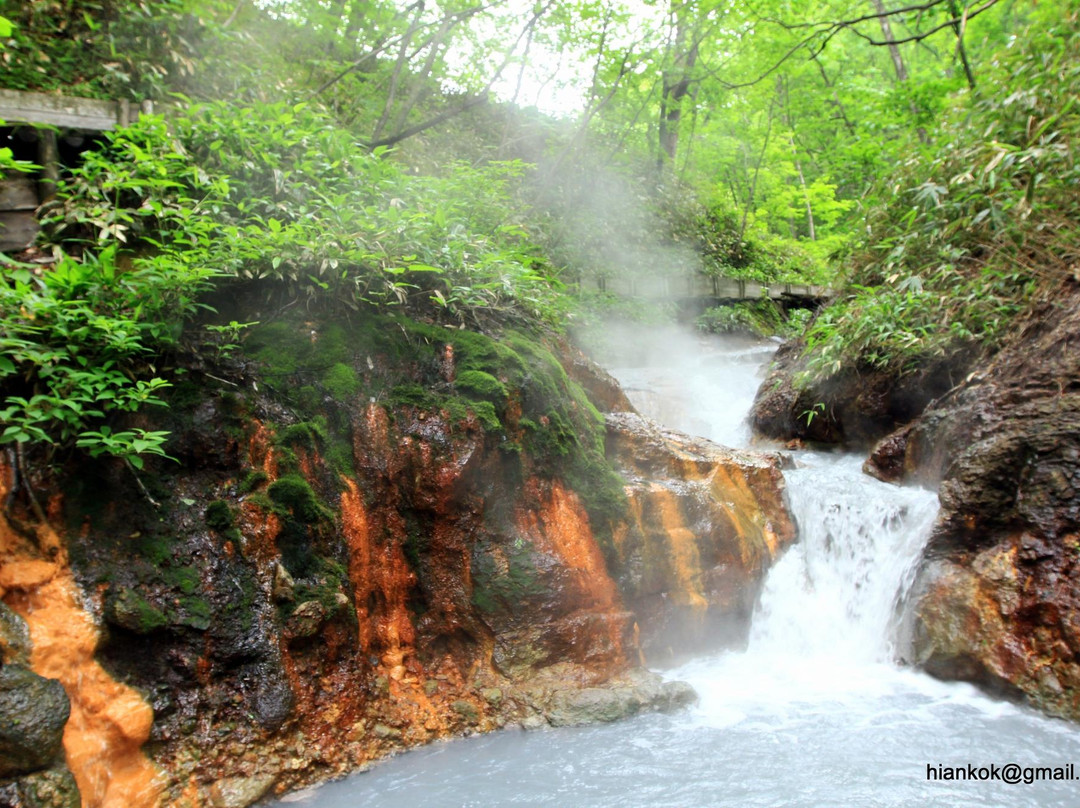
<box><xmin>275</xmin><ymin>327</ymin><xmax>1080</xmax><ymax>807</ymax></box>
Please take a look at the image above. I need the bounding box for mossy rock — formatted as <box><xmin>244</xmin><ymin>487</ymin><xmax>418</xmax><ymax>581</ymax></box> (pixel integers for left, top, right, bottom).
<box><xmin>454</xmin><ymin>370</ymin><xmax>507</xmax><ymax>401</ymax></box>
<box><xmin>267</xmin><ymin>474</ymin><xmax>331</xmax><ymax>523</ymax></box>
<box><xmin>204</xmin><ymin>500</ymin><xmax>235</xmax><ymax>532</ymax></box>
<box><xmin>105</xmin><ymin>589</ymin><xmax>168</xmax><ymax>634</ymax></box>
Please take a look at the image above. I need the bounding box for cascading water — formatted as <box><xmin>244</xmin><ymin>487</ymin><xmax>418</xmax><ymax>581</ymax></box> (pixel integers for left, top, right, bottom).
<box><xmin>275</xmin><ymin>328</ymin><xmax>1080</xmax><ymax>808</ymax></box>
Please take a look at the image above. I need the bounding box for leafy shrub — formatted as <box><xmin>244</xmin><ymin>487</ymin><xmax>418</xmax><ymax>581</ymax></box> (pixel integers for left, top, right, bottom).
<box><xmin>799</xmin><ymin>15</ymin><xmax>1079</xmax><ymax>383</ymax></box>
<box><xmin>0</xmin><ymin>247</ymin><xmax>212</xmax><ymax>463</ymax></box>
<box><xmin>696</xmin><ymin>299</ymin><xmax>812</xmax><ymax>338</ymax></box>
<box><xmin>45</xmin><ymin>102</ymin><xmax>565</xmax><ymax>323</ymax></box>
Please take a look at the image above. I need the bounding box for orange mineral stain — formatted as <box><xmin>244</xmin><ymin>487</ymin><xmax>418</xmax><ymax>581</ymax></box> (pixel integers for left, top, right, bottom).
<box><xmin>0</xmin><ymin>472</ymin><xmax>163</xmax><ymax>807</ymax></box>
<box><xmin>519</xmin><ymin>480</ymin><xmax>619</xmax><ymax>609</ymax></box>
<box><xmin>340</xmin><ymin>476</ymin><xmax>416</xmax><ymax>675</ymax></box>
<box><xmin>649</xmin><ymin>487</ymin><xmax>708</xmax><ymax>610</ymax></box>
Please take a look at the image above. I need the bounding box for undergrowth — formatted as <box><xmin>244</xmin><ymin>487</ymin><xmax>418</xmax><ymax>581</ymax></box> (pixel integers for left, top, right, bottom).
<box><xmin>798</xmin><ymin>14</ymin><xmax>1080</xmax><ymax>383</ymax></box>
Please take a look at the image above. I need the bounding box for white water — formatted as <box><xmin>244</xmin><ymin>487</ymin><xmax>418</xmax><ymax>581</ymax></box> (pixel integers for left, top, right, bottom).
<box><xmin>276</xmin><ymin>328</ymin><xmax>1080</xmax><ymax>807</ymax></box>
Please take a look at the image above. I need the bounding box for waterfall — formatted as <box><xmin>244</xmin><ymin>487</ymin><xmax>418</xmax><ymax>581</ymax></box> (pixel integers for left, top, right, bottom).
<box><xmin>753</xmin><ymin>454</ymin><xmax>939</xmax><ymax>663</ymax></box>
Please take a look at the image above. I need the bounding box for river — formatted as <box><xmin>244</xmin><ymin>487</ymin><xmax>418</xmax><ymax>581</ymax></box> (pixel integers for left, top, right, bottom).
<box><xmin>274</xmin><ymin>327</ymin><xmax>1080</xmax><ymax>807</ymax></box>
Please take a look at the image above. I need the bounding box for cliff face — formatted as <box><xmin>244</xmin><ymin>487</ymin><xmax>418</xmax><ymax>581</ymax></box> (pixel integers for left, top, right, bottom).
<box><xmin>0</xmin><ymin>311</ymin><xmax>794</xmax><ymax>806</ymax></box>
<box><xmin>884</xmin><ymin>282</ymin><xmax>1080</xmax><ymax>720</ymax></box>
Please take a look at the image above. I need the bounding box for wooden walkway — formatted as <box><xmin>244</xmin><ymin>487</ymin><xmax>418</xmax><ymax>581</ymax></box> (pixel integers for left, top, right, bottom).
<box><xmin>586</xmin><ymin>272</ymin><xmax>831</xmax><ymax>303</ymax></box>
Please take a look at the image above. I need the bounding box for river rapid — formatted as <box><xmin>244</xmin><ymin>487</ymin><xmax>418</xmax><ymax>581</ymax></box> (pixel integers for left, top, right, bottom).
<box><xmin>274</xmin><ymin>327</ymin><xmax>1080</xmax><ymax>808</ymax></box>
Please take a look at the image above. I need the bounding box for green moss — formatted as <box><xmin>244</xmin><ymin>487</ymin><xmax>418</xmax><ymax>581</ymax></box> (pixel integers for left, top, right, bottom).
<box><xmin>204</xmin><ymin>500</ymin><xmax>235</xmax><ymax>532</ymax></box>
<box><xmin>472</xmin><ymin>539</ymin><xmax>546</xmax><ymax>615</ymax></box>
<box><xmin>245</xmin><ymin>321</ymin><xmax>307</xmax><ymax>376</ymax></box>
<box><xmin>165</xmin><ymin>565</ymin><xmax>200</xmax><ymax>596</ymax></box>
<box><xmin>285</xmin><ymin>557</ymin><xmax>355</xmax><ymax>626</ymax></box>
<box><xmin>134</xmin><ymin>532</ymin><xmax>177</xmax><ymax>566</ymax></box>
<box><xmin>276</xmin><ymin>420</ymin><xmax>327</xmax><ymax>450</ymax></box>
<box><xmin>454</xmin><ymin>370</ymin><xmax>507</xmax><ymax>401</ymax></box>
<box><xmin>112</xmin><ymin>589</ymin><xmax>168</xmax><ymax>633</ymax></box>
<box><xmin>467</xmin><ymin>400</ymin><xmax>502</xmax><ymax>432</ymax></box>
<box><xmin>389</xmin><ymin>383</ymin><xmax>502</xmax><ymax>433</ymax></box>
<box><xmin>239</xmin><ymin>469</ymin><xmax>269</xmax><ymax>494</ymax></box>
<box><xmin>297</xmin><ymin>384</ymin><xmax>322</xmax><ymax>412</ymax></box>
<box><xmin>403</xmin><ymin>530</ymin><xmax>426</xmax><ymax>569</ymax></box>
<box><xmin>246</xmin><ymin>491</ymin><xmax>274</xmax><ymax>512</ymax></box>
<box><xmin>325</xmin><ymin>437</ymin><xmax>354</xmax><ymax>476</ymax></box>
<box><xmin>177</xmin><ymin>595</ymin><xmax>212</xmax><ymax>631</ymax></box>
<box><xmin>268</xmin><ymin>474</ymin><xmax>331</xmax><ymax>523</ymax></box>
<box><xmin>323</xmin><ymin>362</ymin><xmax>360</xmax><ymax>400</ymax></box>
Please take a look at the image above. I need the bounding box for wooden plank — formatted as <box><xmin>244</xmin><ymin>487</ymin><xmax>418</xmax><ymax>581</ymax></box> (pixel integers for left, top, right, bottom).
<box><xmin>0</xmin><ymin>176</ymin><xmax>38</xmax><ymax>210</ymax></box>
<box><xmin>0</xmin><ymin>210</ymin><xmax>39</xmax><ymax>252</ymax></box>
<box><xmin>0</xmin><ymin>89</ymin><xmax>120</xmax><ymax>130</ymax></box>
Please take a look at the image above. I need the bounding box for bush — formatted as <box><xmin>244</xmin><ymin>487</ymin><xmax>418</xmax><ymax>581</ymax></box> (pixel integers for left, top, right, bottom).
<box><xmin>798</xmin><ymin>15</ymin><xmax>1079</xmax><ymax>383</ymax></box>
<box><xmin>44</xmin><ymin>102</ymin><xmax>566</xmax><ymax>323</ymax></box>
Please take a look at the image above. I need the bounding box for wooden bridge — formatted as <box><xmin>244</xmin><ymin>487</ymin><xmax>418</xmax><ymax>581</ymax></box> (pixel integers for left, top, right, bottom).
<box><xmin>585</xmin><ymin>272</ymin><xmax>831</xmax><ymax>304</ymax></box>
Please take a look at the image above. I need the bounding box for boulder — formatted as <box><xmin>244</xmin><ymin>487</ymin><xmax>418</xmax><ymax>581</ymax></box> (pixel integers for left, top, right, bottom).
<box><xmin>0</xmin><ymin>666</ymin><xmax>70</xmax><ymax>778</ymax></box>
<box><xmin>887</xmin><ymin>281</ymin><xmax>1080</xmax><ymax>719</ymax></box>
<box><xmin>0</xmin><ymin>763</ymin><xmax>81</xmax><ymax>808</ymax></box>
<box><xmin>605</xmin><ymin>412</ymin><xmax>795</xmax><ymax>663</ymax></box>
<box><xmin>541</xmin><ymin>668</ymin><xmax>696</xmax><ymax>727</ymax></box>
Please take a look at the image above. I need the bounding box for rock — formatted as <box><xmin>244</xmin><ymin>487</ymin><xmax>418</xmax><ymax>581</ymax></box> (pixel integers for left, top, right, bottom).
<box><xmin>209</xmin><ymin>774</ymin><xmax>276</xmax><ymax>808</ymax></box>
<box><xmin>604</xmin><ymin>412</ymin><xmax>796</xmax><ymax>662</ymax></box>
<box><xmin>372</xmin><ymin>724</ymin><xmax>401</xmax><ymax>740</ymax></box>
<box><xmin>0</xmin><ymin>666</ymin><xmax>71</xmax><ymax>778</ymax></box>
<box><xmin>520</xmin><ymin>714</ymin><xmax>548</xmax><ymax>730</ymax></box>
<box><xmin>451</xmin><ymin>700</ymin><xmax>480</xmax><ymax>724</ymax></box>
<box><xmin>247</xmin><ymin>660</ymin><xmax>295</xmax><ymax>731</ymax></box>
<box><xmin>888</xmin><ymin>283</ymin><xmax>1080</xmax><ymax>720</ymax></box>
<box><xmin>0</xmin><ymin>603</ymin><xmax>31</xmax><ymax>666</ymax></box>
<box><xmin>0</xmin><ymin>762</ymin><xmax>81</xmax><ymax>808</ymax></box>
<box><xmin>481</xmin><ymin>687</ymin><xmax>503</xmax><ymax>706</ymax></box>
<box><xmin>286</xmin><ymin>601</ymin><xmax>326</xmax><ymax>638</ymax></box>
<box><xmin>542</xmin><ymin>669</ymin><xmax>697</xmax><ymax>727</ymax></box>
<box><xmin>748</xmin><ymin>339</ymin><xmax>965</xmax><ymax>447</ymax></box>
<box><xmin>271</xmin><ymin>563</ymin><xmax>295</xmax><ymax>603</ymax></box>
<box><xmin>104</xmin><ymin>587</ymin><xmax>168</xmax><ymax>634</ymax></box>
<box><xmin>557</xmin><ymin>341</ymin><xmax>635</xmax><ymax>413</ymax></box>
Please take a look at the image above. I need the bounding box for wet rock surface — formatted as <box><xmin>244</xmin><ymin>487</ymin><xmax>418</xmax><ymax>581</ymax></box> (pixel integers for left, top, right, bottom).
<box><xmin>749</xmin><ymin>339</ymin><xmax>967</xmax><ymax>448</ymax></box>
<box><xmin>605</xmin><ymin>412</ymin><xmax>796</xmax><ymax>663</ymax></box>
<box><xmin>890</xmin><ymin>282</ymin><xmax>1080</xmax><ymax>719</ymax></box>
<box><xmin>0</xmin><ymin>665</ymin><xmax>70</xmax><ymax>779</ymax></box>
<box><xmin>0</xmin><ymin>763</ymin><xmax>81</xmax><ymax>808</ymax></box>
<box><xmin>538</xmin><ymin>668</ymin><xmax>697</xmax><ymax>727</ymax></box>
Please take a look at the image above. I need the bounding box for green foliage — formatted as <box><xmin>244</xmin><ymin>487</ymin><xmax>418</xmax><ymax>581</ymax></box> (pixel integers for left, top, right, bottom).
<box><xmin>799</xmin><ymin>15</ymin><xmax>1079</xmax><ymax>383</ymax></box>
<box><xmin>0</xmin><ymin>0</ymin><xmax>211</xmax><ymax>100</ymax></box>
<box><xmin>0</xmin><ymin>247</ymin><xmax>212</xmax><ymax>462</ymax></box>
<box><xmin>697</xmin><ymin>300</ymin><xmax>788</xmax><ymax>338</ymax></box>
<box><xmin>45</xmin><ymin>102</ymin><xmax>566</xmax><ymax>324</ymax></box>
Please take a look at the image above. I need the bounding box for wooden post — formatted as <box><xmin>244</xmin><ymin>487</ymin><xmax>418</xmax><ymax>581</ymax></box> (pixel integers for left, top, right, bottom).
<box><xmin>37</xmin><ymin>129</ymin><xmax>59</xmax><ymax>203</ymax></box>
